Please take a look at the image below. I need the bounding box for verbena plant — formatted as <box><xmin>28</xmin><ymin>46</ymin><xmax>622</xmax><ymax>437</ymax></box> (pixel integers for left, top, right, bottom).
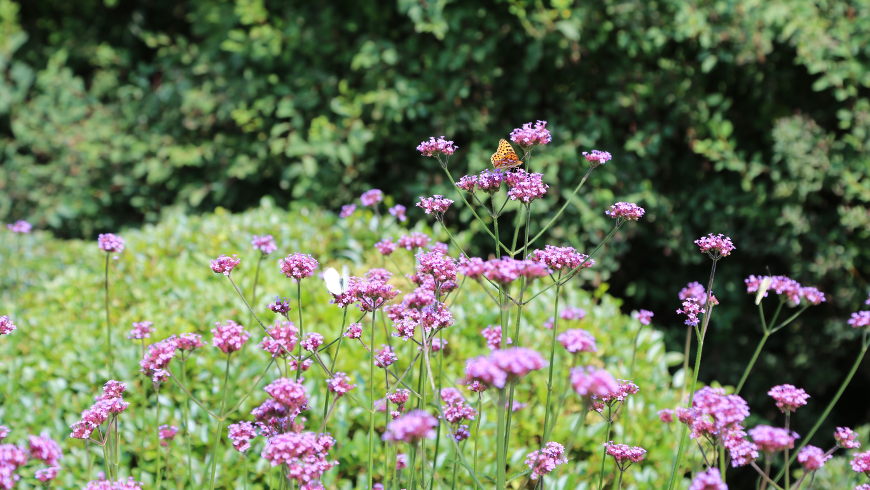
<box><xmin>1</xmin><ymin>122</ymin><xmax>868</xmax><ymax>489</ymax></box>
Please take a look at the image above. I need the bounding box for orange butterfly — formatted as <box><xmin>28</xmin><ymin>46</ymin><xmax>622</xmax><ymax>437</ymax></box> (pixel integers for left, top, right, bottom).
<box><xmin>490</xmin><ymin>139</ymin><xmax>523</xmax><ymax>169</ymax></box>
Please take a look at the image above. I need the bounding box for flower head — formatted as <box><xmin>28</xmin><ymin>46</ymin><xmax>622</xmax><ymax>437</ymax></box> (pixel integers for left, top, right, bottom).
<box><xmin>749</xmin><ymin>425</ymin><xmax>798</xmax><ymax>453</ymax></box>
<box><xmin>360</xmin><ymin>189</ymin><xmax>384</xmax><ymax>207</ymax></box>
<box><xmin>606</xmin><ymin>202</ymin><xmax>645</xmax><ymax>221</ymax></box>
<box><xmin>456</xmin><ymin>175</ymin><xmax>477</xmax><ymax>192</ymax></box>
<box><xmin>98</xmin><ymin>233</ymin><xmax>125</xmax><ymax>253</ymax></box>
<box><xmin>767</xmin><ymin>384</ymin><xmax>809</xmax><ymax>413</ymax></box>
<box><xmin>127</xmin><ymin>321</ymin><xmax>154</xmax><ymax>340</ymax></box>
<box><xmin>388</xmin><ymin>204</ymin><xmax>407</xmax><ymax>222</ymax></box>
<box><xmin>339</xmin><ymin>204</ymin><xmax>356</xmax><ymax>218</ymax></box>
<box><xmin>849</xmin><ymin>311</ymin><xmax>870</xmax><ymax>328</ymax></box>
<box><xmin>570</xmin><ymin>366</ymin><xmax>619</xmax><ymax>398</ymax></box>
<box><xmin>835</xmin><ymin>427</ymin><xmax>861</xmax><ymax>449</ymax></box>
<box><xmin>851</xmin><ymin>450</ymin><xmax>870</xmax><ymax>474</ymax></box>
<box><xmin>0</xmin><ymin>316</ymin><xmax>16</xmax><ymax>336</ymax></box>
<box><xmin>464</xmin><ymin>348</ymin><xmax>546</xmax><ymax>389</ymax></box>
<box><xmin>158</xmin><ymin>425</ymin><xmax>178</xmax><ymax>446</ymax></box>
<box><xmin>228</xmin><ymin>421</ymin><xmax>257</xmax><ymax>452</ymax></box>
<box><xmin>264</xmin><ymin>378</ymin><xmax>308</xmax><ymax>412</ymax></box>
<box><xmin>689</xmin><ymin>468</ymin><xmax>727</xmax><ymax>490</ymax></box>
<box><xmin>211</xmin><ymin>254</ymin><xmax>240</xmax><ymax>276</ymax></box>
<box><xmin>605</xmin><ymin>443</ymin><xmax>646</xmax><ymax>470</ymax></box>
<box><xmin>327</xmin><ymin>372</ymin><xmax>356</xmax><ymax>398</ymax></box>
<box><xmin>557</xmin><ymin>329</ymin><xmax>597</xmax><ymax>354</ymax></box>
<box><xmin>344</xmin><ymin>323</ymin><xmax>363</xmax><ymax>339</ymax></box>
<box><xmin>416</xmin><ymin>136</ymin><xmax>457</xmax><ymax>157</ymax></box>
<box><xmin>212</xmin><ymin>320</ymin><xmax>250</xmax><ymax>354</ymax></box>
<box><xmin>261</xmin><ymin>431</ymin><xmax>337</xmax><ymax>487</ymax></box>
<box><xmin>632</xmin><ymin>309</ymin><xmax>654</xmax><ymax>325</ymax></box>
<box><xmin>677</xmin><ymin>298</ymin><xmax>703</xmax><ymax>327</ymax></box>
<box><xmin>28</xmin><ymin>434</ymin><xmax>62</xmax><ymax>465</ymax></box>
<box><xmin>505</xmin><ymin>169</ymin><xmax>548</xmax><ymax>203</ymax></box>
<box><xmin>694</xmin><ymin>233</ymin><xmax>735</xmax><ymax>259</ymax></box>
<box><xmin>398</xmin><ymin>232</ymin><xmax>431</xmax><ymax>250</ymax></box>
<box><xmin>531</xmin><ymin>245</ymin><xmax>592</xmax><ymax>271</ymax></box>
<box><xmin>375</xmin><ymin>345</ymin><xmax>398</xmax><ymax>368</ymax></box>
<box><xmin>301</xmin><ymin>332</ymin><xmax>324</xmax><ymax>352</ymax></box>
<box><xmin>279</xmin><ymin>253</ymin><xmax>319</xmax><ymax>280</ymax></box>
<box><xmin>6</xmin><ymin>220</ymin><xmax>32</xmax><ymax>234</ymax></box>
<box><xmin>510</xmin><ymin>120</ymin><xmax>551</xmax><ymax>147</ymax></box>
<box><xmin>582</xmin><ymin>150</ymin><xmax>612</xmax><ymax>166</ymax></box>
<box><xmin>797</xmin><ymin>445</ymin><xmax>831</xmax><ymax>471</ymax></box>
<box><xmin>658</xmin><ymin>409</ymin><xmax>675</xmax><ymax>423</ymax></box>
<box><xmin>383</xmin><ymin>410</ymin><xmax>438</xmax><ymax>443</ymax></box>
<box><xmin>416</xmin><ymin>195</ymin><xmax>454</xmax><ymax>217</ymax></box>
<box><xmin>525</xmin><ymin>442</ymin><xmax>567</xmax><ymax>480</ymax></box>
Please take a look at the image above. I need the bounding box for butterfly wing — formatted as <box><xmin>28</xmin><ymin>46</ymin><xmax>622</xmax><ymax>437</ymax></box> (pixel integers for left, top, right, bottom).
<box><xmin>490</xmin><ymin>139</ymin><xmax>523</xmax><ymax>169</ymax></box>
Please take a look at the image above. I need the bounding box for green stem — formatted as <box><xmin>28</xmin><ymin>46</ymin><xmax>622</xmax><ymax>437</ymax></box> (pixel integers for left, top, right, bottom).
<box><xmin>367</xmin><ymin>310</ymin><xmax>376</xmax><ymax>489</ymax></box>
<box><xmin>429</xmin><ymin>331</ymin><xmax>445</xmax><ymax>490</ymax></box>
<box><xmin>736</xmin><ymin>331</ymin><xmax>771</xmax><ymax>395</ymax></box>
<box><xmin>296</xmin><ymin>281</ymin><xmax>304</xmax><ymax>381</ymax></box>
<box><xmin>597</xmin><ymin>407</ymin><xmax>613</xmax><ymax>490</ymax></box>
<box><xmin>155</xmin><ymin>386</ymin><xmax>163</xmax><ymax>488</ymax></box>
<box><xmin>615</xmin><ymin>469</ymin><xmax>624</xmax><ymax>490</ymax></box>
<box><xmin>628</xmin><ymin>319</ymin><xmax>644</xmax><ymax>380</ymax></box>
<box><xmin>208</xmin><ymin>355</ymin><xmax>232</xmax><ymax>490</ymax></box>
<box><xmin>473</xmin><ymin>393</ymin><xmax>481</xmax><ymax>475</ymax></box>
<box><xmin>496</xmin><ymin>388</ymin><xmax>507</xmax><ymax>488</ymax></box>
<box><xmin>180</xmin><ymin>359</ymin><xmax>193</xmax><ymax>486</ymax></box>
<box><xmin>541</xmin><ymin>283</ymin><xmax>561</xmax><ymax>441</ymax></box>
<box><xmin>784</xmin><ymin>412</ymin><xmax>791</xmax><ymax>490</ymax></box>
<box><xmin>104</xmin><ymin>253</ymin><xmax>112</xmax><ymax>374</ymax></box>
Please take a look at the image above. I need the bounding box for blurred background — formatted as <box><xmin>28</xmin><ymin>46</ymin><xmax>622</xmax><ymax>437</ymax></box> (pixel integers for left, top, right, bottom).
<box><xmin>1</xmin><ymin>0</ymin><xmax>868</xmax><ymax>445</ymax></box>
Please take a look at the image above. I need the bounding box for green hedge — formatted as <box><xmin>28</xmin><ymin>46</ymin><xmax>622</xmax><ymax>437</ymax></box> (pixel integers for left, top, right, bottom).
<box><xmin>1</xmin><ymin>0</ymin><xmax>867</xmax><ymax>434</ymax></box>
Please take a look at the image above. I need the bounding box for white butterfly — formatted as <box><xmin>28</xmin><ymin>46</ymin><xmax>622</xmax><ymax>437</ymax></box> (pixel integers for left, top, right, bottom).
<box><xmin>323</xmin><ymin>266</ymin><xmax>350</xmax><ymax>295</ymax></box>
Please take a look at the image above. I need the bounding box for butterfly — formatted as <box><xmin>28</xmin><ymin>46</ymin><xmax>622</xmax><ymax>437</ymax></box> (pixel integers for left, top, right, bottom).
<box><xmin>490</xmin><ymin>139</ymin><xmax>523</xmax><ymax>169</ymax></box>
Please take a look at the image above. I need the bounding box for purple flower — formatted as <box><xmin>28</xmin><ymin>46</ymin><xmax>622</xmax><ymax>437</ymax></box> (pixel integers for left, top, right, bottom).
<box><xmin>477</xmin><ymin>169</ymin><xmax>507</xmax><ymax>192</ymax></box>
<box><xmin>605</xmin><ymin>202</ymin><xmax>645</xmax><ymax>221</ymax></box>
<box><xmin>375</xmin><ymin>345</ymin><xmax>398</xmax><ymax>368</ymax></box>
<box><xmin>605</xmin><ymin>443</ymin><xmax>646</xmax><ymax>470</ymax></box>
<box><xmin>388</xmin><ymin>204</ymin><xmax>407</xmax><ymax>222</ymax></box>
<box><xmin>261</xmin><ymin>431</ymin><xmax>337</xmax><ymax>487</ymax></box>
<box><xmin>835</xmin><ymin>427</ymin><xmax>860</xmax><ymax>449</ymax></box>
<box><xmin>268</xmin><ymin>297</ymin><xmax>292</xmax><ymax>315</ymax></box>
<box><xmin>557</xmin><ymin>329</ymin><xmax>597</xmax><ymax>354</ymax></box>
<box><xmin>510</xmin><ymin>120</ymin><xmax>551</xmax><ymax>147</ymax></box>
<box><xmin>158</xmin><ymin>425</ymin><xmax>178</xmax><ymax>446</ymax></box>
<box><xmin>525</xmin><ymin>441</ymin><xmax>567</xmax><ymax>480</ymax></box>
<box><xmin>582</xmin><ymin>150</ymin><xmax>612</xmax><ymax>166</ymax></box>
<box><xmin>677</xmin><ymin>298</ymin><xmax>703</xmax><ymax>326</ymax></box>
<box><xmin>260</xmin><ymin>320</ymin><xmax>298</xmax><ymax>358</ymax></box>
<box><xmin>694</xmin><ymin>233</ymin><xmax>735</xmax><ymax>259</ymax></box>
<box><xmin>227</xmin><ymin>421</ymin><xmax>257</xmax><ymax>452</ymax></box>
<box><xmin>127</xmin><ymin>321</ymin><xmax>154</xmax><ymax>340</ymax></box>
<box><xmin>748</xmin><ymin>425</ymin><xmax>798</xmax><ymax>453</ymax></box>
<box><xmin>397</xmin><ymin>232</ymin><xmax>430</xmax><ymax>250</ymax></box>
<box><xmin>456</xmin><ymin>175</ymin><xmax>477</xmax><ymax>192</ymax></box>
<box><xmin>301</xmin><ymin>332</ymin><xmax>324</xmax><ymax>352</ymax></box>
<box><xmin>768</xmin><ymin>384</ymin><xmax>809</xmax><ymax>413</ymax></box>
<box><xmin>689</xmin><ymin>468</ymin><xmax>727</xmax><ymax>490</ymax></box>
<box><xmin>505</xmin><ymin>169</ymin><xmax>548</xmax><ymax>203</ymax></box>
<box><xmin>531</xmin><ymin>245</ymin><xmax>592</xmax><ymax>271</ymax></box>
<box><xmin>416</xmin><ymin>195</ymin><xmax>454</xmax><ymax>216</ymax></box>
<box><xmin>6</xmin><ymin>220</ymin><xmax>32</xmax><ymax>234</ymax></box>
<box><xmin>97</xmin><ymin>233</ymin><xmax>125</xmax><ymax>254</ymax></box>
<box><xmin>279</xmin><ymin>253</ymin><xmax>319</xmax><ymax>280</ymax></box>
<box><xmin>327</xmin><ymin>372</ymin><xmax>356</xmax><ymax>397</ymax></box>
<box><xmin>849</xmin><ymin>311</ymin><xmax>869</xmax><ymax>328</ymax></box>
<box><xmin>632</xmin><ymin>309</ymin><xmax>654</xmax><ymax>325</ymax></box>
<box><xmin>383</xmin><ymin>410</ymin><xmax>438</xmax><ymax>443</ymax></box>
<box><xmin>360</xmin><ymin>189</ymin><xmax>384</xmax><ymax>207</ymax></box>
<box><xmin>339</xmin><ymin>204</ymin><xmax>356</xmax><ymax>218</ymax></box>
<box><xmin>570</xmin><ymin>366</ymin><xmax>619</xmax><ymax>398</ymax></box>
<box><xmin>481</xmin><ymin>325</ymin><xmax>510</xmax><ymax>350</ymax></box>
<box><xmin>84</xmin><ymin>477</ymin><xmax>143</xmax><ymax>489</ymax></box>
<box><xmin>264</xmin><ymin>378</ymin><xmax>308</xmax><ymax>412</ymax></box>
<box><xmin>658</xmin><ymin>409</ymin><xmax>675</xmax><ymax>423</ymax></box>
<box><xmin>797</xmin><ymin>445</ymin><xmax>831</xmax><ymax>471</ymax></box>
<box><xmin>139</xmin><ymin>337</ymin><xmax>179</xmax><ymax>381</ymax></box>
<box><xmin>251</xmin><ymin>235</ymin><xmax>278</xmax><ymax>255</ymax></box>
<box><xmin>212</xmin><ymin>320</ymin><xmax>250</xmax><ymax>354</ymax></box>
<box><xmin>375</xmin><ymin>238</ymin><xmax>398</xmax><ymax>255</ymax></box>
<box><xmin>211</xmin><ymin>254</ymin><xmax>240</xmax><ymax>276</ymax></box>
<box><xmin>464</xmin><ymin>348</ymin><xmax>546</xmax><ymax>389</ymax></box>
<box><xmin>35</xmin><ymin>466</ymin><xmax>59</xmax><ymax>483</ymax></box>
<box><xmin>28</xmin><ymin>434</ymin><xmax>62</xmax><ymax>465</ymax></box>
<box><xmin>851</xmin><ymin>450</ymin><xmax>870</xmax><ymax>474</ymax></box>
<box><xmin>416</xmin><ymin>136</ymin><xmax>457</xmax><ymax>157</ymax></box>
<box><xmin>344</xmin><ymin>323</ymin><xmax>363</xmax><ymax>339</ymax></box>
<box><xmin>0</xmin><ymin>316</ymin><xmax>16</xmax><ymax>336</ymax></box>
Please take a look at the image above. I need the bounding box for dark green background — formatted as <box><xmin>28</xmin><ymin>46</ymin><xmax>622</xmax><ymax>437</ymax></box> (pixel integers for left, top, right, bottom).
<box><xmin>1</xmin><ymin>0</ymin><xmax>868</xmax><ymax>451</ymax></box>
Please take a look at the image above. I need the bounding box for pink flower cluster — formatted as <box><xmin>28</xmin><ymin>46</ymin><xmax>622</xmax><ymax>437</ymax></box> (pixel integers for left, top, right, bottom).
<box><xmin>605</xmin><ymin>202</ymin><xmax>645</xmax><ymax>221</ymax></box>
<box><xmin>269</xmin><ymin>297</ymin><xmax>292</xmax><ymax>315</ymax></box>
<box><xmin>227</xmin><ymin>421</ymin><xmax>257</xmax><ymax>452</ymax></box>
<box><xmin>835</xmin><ymin>427</ymin><xmax>861</xmax><ymax>449</ymax></box>
<box><xmin>677</xmin><ymin>387</ymin><xmax>750</xmax><ymax>441</ymax></box>
<box><xmin>389</xmin><ymin>204</ymin><xmax>407</xmax><ymax>222</ymax></box>
<box><xmin>339</xmin><ymin>204</ymin><xmax>356</xmax><ymax>218</ymax></box>
<box><xmin>744</xmin><ymin>274</ymin><xmax>826</xmax><ymax>305</ymax></box>
<box><xmin>333</xmin><ymin>276</ymin><xmax>399</xmax><ymax>312</ymax></box>
<box><xmin>70</xmin><ymin>381</ymin><xmax>129</xmax><ymax>439</ymax></box>
<box><xmin>557</xmin><ymin>329</ymin><xmax>597</xmax><ymax>354</ymax></box>
<box><xmin>360</xmin><ymin>189</ymin><xmax>383</xmax><ymax>207</ymax></box>
<box><xmin>849</xmin><ymin>310</ymin><xmax>869</xmax><ymax>328</ymax></box>
<box><xmin>531</xmin><ymin>245</ymin><xmax>591</xmax><ymax>271</ymax></box>
<box><xmin>505</xmin><ymin>169</ymin><xmax>548</xmax><ymax>203</ymax></box>
<box><xmin>375</xmin><ymin>238</ymin><xmax>397</xmax><ymax>255</ymax></box>
<box><xmin>383</xmin><ymin>410</ymin><xmax>438</xmax><ymax>443</ymax></box>
<box><xmin>440</xmin><ymin>388</ymin><xmax>477</xmax><ymax>425</ymax></box>
<box><xmin>510</xmin><ymin>120</ymin><xmax>551</xmax><ymax>146</ymax></box>
<box><xmin>261</xmin><ymin>431</ymin><xmax>337</xmax><ymax>488</ymax></box>
<box><xmin>212</xmin><ymin>320</ymin><xmax>250</xmax><ymax>354</ymax></box>
<box><xmin>689</xmin><ymin>468</ymin><xmax>727</xmax><ymax>490</ymax></box>
<box><xmin>6</xmin><ymin>220</ymin><xmax>31</xmax><ymax>233</ymax></box>
<box><xmin>605</xmin><ymin>443</ymin><xmax>646</xmax><ymax>469</ymax></box>
<box><xmin>797</xmin><ymin>445</ymin><xmax>831</xmax><ymax>471</ymax></box>
<box><xmin>260</xmin><ymin>320</ymin><xmax>299</xmax><ymax>358</ymax></box>
<box><xmin>327</xmin><ymin>372</ymin><xmax>356</xmax><ymax>398</ymax></box>
<box><xmin>139</xmin><ymin>336</ymin><xmax>178</xmax><ymax>383</ymax></box>
<box><xmin>279</xmin><ymin>253</ymin><xmax>319</xmax><ymax>280</ymax></box>
<box><xmin>97</xmin><ymin>233</ymin><xmax>125</xmax><ymax>253</ymax></box>
<box><xmin>416</xmin><ymin>251</ymin><xmax>457</xmax><ymax>287</ymax></box>
<box><xmin>84</xmin><ymin>477</ymin><xmax>143</xmax><ymax>489</ymax></box>
<box><xmin>852</xmin><ymin>450</ymin><xmax>870</xmax><ymax>474</ymax></box>
<box><xmin>375</xmin><ymin>345</ymin><xmax>398</xmax><ymax>368</ymax></box>
<box><xmin>127</xmin><ymin>321</ymin><xmax>153</xmax><ymax>340</ymax></box>
<box><xmin>210</xmin><ymin>254</ymin><xmax>240</xmax><ymax>276</ymax></box>
<box><xmin>264</xmin><ymin>378</ymin><xmax>308</xmax><ymax>413</ymax></box>
<box><xmin>591</xmin><ymin>380</ymin><xmax>639</xmax><ymax>411</ymax></box>
<box><xmin>694</xmin><ymin>233</ymin><xmax>735</xmax><ymax>259</ymax></box>
<box><xmin>748</xmin><ymin>425</ymin><xmax>797</xmax><ymax>453</ymax></box>
<box><xmin>570</xmin><ymin>366</ymin><xmax>619</xmax><ymax>398</ymax></box>
<box><xmin>481</xmin><ymin>325</ymin><xmax>509</xmax><ymax>350</ymax></box>
<box><xmin>464</xmin><ymin>348</ymin><xmax>546</xmax><ymax>389</ymax></box>
<box><xmin>301</xmin><ymin>332</ymin><xmax>324</xmax><ymax>352</ymax></box>
<box><xmin>582</xmin><ymin>149</ymin><xmax>612</xmax><ymax>165</ymax></box>
<box><xmin>767</xmin><ymin>384</ymin><xmax>809</xmax><ymax>413</ymax></box>
<box><xmin>416</xmin><ymin>195</ymin><xmax>453</xmax><ymax>216</ymax></box>
<box><xmin>397</xmin><ymin>232</ymin><xmax>430</xmax><ymax>250</ymax></box>
<box><xmin>677</xmin><ymin>298</ymin><xmax>703</xmax><ymax>326</ymax></box>
<box><xmin>481</xmin><ymin>257</ymin><xmax>550</xmax><ymax>284</ymax></box>
<box><xmin>158</xmin><ymin>425</ymin><xmax>178</xmax><ymax>446</ymax></box>
<box><xmin>0</xmin><ymin>316</ymin><xmax>16</xmax><ymax>336</ymax></box>
<box><xmin>416</xmin><ymin>136</ymin><xmax>457</xmax><ymax>157</ymax></box>
<box><xmin>632</xmin><ymin>309</ymin><xmax>654</xmax><ymax>325</ymax></box>
<box><xmin>28</xmin><ymin>434</ymin><xmax>62</xmax><ymax>466</ymax></box>
<box><xmin>251</xmin><ymin>234</ymin><xmax>277</xmax><ymax>255</ymax></box>
<box><xmin>524</xmin><ymin>441</ymin><xmax>566</xmax><ymax>480</ymax></box>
